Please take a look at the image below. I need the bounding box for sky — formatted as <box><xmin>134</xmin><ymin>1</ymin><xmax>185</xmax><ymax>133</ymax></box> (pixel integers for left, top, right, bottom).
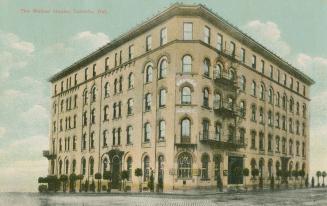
<box><xmin>0</xmin><ymin>0</ymin><xmax>326</xmax><ymax>192</ymax></box>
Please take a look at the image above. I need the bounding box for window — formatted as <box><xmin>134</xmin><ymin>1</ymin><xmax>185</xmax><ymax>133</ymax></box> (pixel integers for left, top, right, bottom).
<box><xmin>127</xmin><ymin>98</ymin><xmax>133</xmax><ymax>115</ymax></box>
<box><xmin>282</xmin><ymin>94</ymin><xmax>287</xmax><ymax>110</ymax></box>
<box><xmin>260</xmin><ymin>60</ymin><xmax>265</xmax><ymax>73</ymax></box>
<box><xmin>282</xmin><ymin>115</ymin><xmax>286</xmax><ymax>130</ymax></box>
<box><xmin>217</xmin><ymin>34</ymin><xmax>223</xmax><ymax>51</ymax></box>
<box><xmin>84</xmin><ymin>68</ymin><xmax>88</xmax><ymax>81</ymax></box>
<box><xmin>201</xmin><ymin>154</ymin><xmax>209</xmax><ymax>180</ymax></box>
<box><xmin>144</xmin><ymin>123</ymin><xmax>151</xmax><ymax>142</ymax></box>
<box><xmin>183</xmin><ymin>22</ymin><xmax>193</xmax><ymax>40</ymax></box>
<box><xmin>83</xmin><ymin>89</ymin><xmax>88</xmax><ymax>105</ymax></box>
<box><xmin>251</xmin><ymin>105</ymin><xmax>256</xmax><ymax>121</ymax></box>
<box><xmin>214</xmin><ymin>64</ymin><xmax>222</xmax><ymax>78</ymax></box>
<box><xmin>128</xmin><ymin>45</ymin><xmax>134</xmax><ymax>60</ymax></box>
<box><xmin>251</xmin><ymin>81</ymin><xmax>257</xmax><ymax>97</ymax></box>
<box><xmin>302</xmin><ymin>142</ymin><xmax>305</xmax><ymax>157</ymax></box>
<box><xmin>182</xmin><ymin>55</ymin><xmax>192</xmax><ymax>73</ymax></box>
<box><xmin>145</xmin><ymin>65</ymin><xmax>153</xmax><ymax>83</ymax></box>
<box><xmin>160</xmin><ymin>27</ymin><xmax>167</xmax><ymax>46</ymax></box>
<box><xmin>276</xmin><ymin>92</ymin><xmax>280</xmax><ymax>106</ymax></box>
<box><xmin>283</xmin><ymin>73</ymin><xmax>287</xmax><ymax>86</ymax></box>
<box><xmin>239</xmin><ymin>101</ymin><xmax>245</xmax><ymax>117</ymax></box>
<box><xmin>296</xmin><ymin>141</ymin><xmax>300</xmax><ymax>156</ymax></box>
<box><xmin>72</xmin><ymin>159</ymin><xmax>76</xmax><ymax>173</ymax></box>
<box><xmin>203</xmin><ymin>59</ymin><xmax>210</xmax><ymax>77</ymax></box>
<box><xmin>268</xmin><ymin>110</ymin><xmax>272</xmax><ymax>126</ymax></box>
<box><xmin>159</xmin><ymin>59</ymin><xmax>167</xmax><ymax>79</ymax></box>
<box><xmin>303</xmin><ymin>104</ymin><xmax>307</xmax><ymax>118</ymax></box>
<box><xmin>259</xmin><ymin>107</ymin><xmax>264</xmax><ymax>124</ymax></box>
<box><xmin>227</xmin><ymin>97</ymin><xmax>233</xmax><ymax>110</ymax></box>
<box><xmin>159</xmin><ymin>89</ymin><xmax>166</xmax><ymax>107</ymax></box>
<box><xmin>240</xmin><ymin>48</ymin><xmax>245</xmax><ymax>63</ymax></box>
<box><xmin>82</xmin><ymin>133</ymin><xmax>86</xmax><ymax>150</ymax></box>
<box><xmin>239</xmin><ymin>128</ymin><xmax>245</xmax><ymax>144</ymax></box>
<box><xmin>113</xmin><ymin>103</ymin><xmax>117</xmax><ymax>119</ymax></box>
<box><xmin>82</xmin><ymin>158</ymin><xmax>86</xmax><ymax>175</ymax></box>
<box><xmin>296</xmin><ymin>121</ymin><xmax>300</xmax><ymax>134</ymax></box>
<box><xmin>214</xmin><ymin>93</ymin><xmax>221</xmax><ymax>109</ymax></box>
<box><xmin>181</xmin><ymin>118</ymin><xmax>191</xmax><ymax>138</ymax></box>
<box><xmin>181</xmin><ymin>86</ymin><xmax>191</xmax><ymax>104</ymax></box>
<box><xmin>178</xmin><ymin>153</ymin><xmax>192</xmax><ymax>179</ymax></box>
<box><xmin>289</xmin><ymin>97</ymin><xmax>294</xmax><ymax>112</ymax></box>
<box><xmin>269</xmin><ymin>65</ymin><xmax>273</xmax><ymax>78</ymax></box>
<box><xmin>290</xmin><ymin>77</ymin><xmax>293</xmax><ymax>89</ymax></box>
<box><xmin>252</xmin><ymin>55</ymin><xmax>256</xmax><ymax>69</ymax></box>
<box><xmin>277</xmin><ymin>70</ymin><xmax>280</xmax><ymax>82</ymax></box>
<box><xmin>82</xmin><ymin>112</ymin><xmax>87</xmax><ymax>126</ymax></box>
<box><xmin>104</xmin><ymin>105</ymin><xmax>109</xmax><ymax>121</ymax></box>
<box><xmin>215</xmin><ymin>123</ymin><xmax>221</xmax><ymax>141</ymax></box>
<box><xmin>103</xmin><ymin>130</ymin><xmax>108</xmax><ymax>147</ymax></box>
<box><xmin>228</xmin><ymin>125</ymin><xmax>235</xmax><ymax>142</ymax></box>
<box><xmin>91</xmin><ymin>109</ymin><xmax>95</xmax><ymax>124</ymax></box>
<box><xmin>268</xmin><ymin>135</ymin><xmax>273</xmax><ymax>152</ymax></box>
<box><xmin>91</xmin><ymin>86</ymin><xmax>96</xmax><ymax>102</ymax></box>
<box><xmin>240</xmin><ymin>75</ymin><xmax>246</xmax><ymax>91</ymax></box>
<box><xmin>105</xmin><ymin>57</ymin><xmax>109</xmax><ymax>71</ymax></box>
<box><xmin>203</xmin><ymin>88</ymin><xmax>209</xmax><ymax>107</ymax></box>
<box><xmin>90</xmin><ymin>132</ymin><xmax>95</xmax><ymax>149</ymax></box>
<box><xmin>302</xmin><ymin>123</ymin><xmax>306</xmax><ymax>136</ymax></box>
<box><xmin>127</xmin><ymin>157</ymin><xmax>132</xmax><ymax>181</ymax></box>
<box><xmin>230</xmin><ymin>41</ymin><xmax>235</xmax><ymax>57</ymax></box>
<box><xmin>259</xmin><ymin>132</ymin><xmax>264</xmax><ymax>151</ymax></box>
<box><xmin>119</xmin><ymin>50</ymin><xmax>122</xmax><ymax>65</ymax></box>
<box><xmin>119</xmin><ymin>76</ymin><xmax>123</xmax><ymax>93</ymax></box>
<box><xmin>92</xmin><ymin>64</ymin><xmax>96</xmax><ymax>77</ymax></box>
<box><xmin>259</xmin><ymin>84</ymin><xmax>265</xmax><ymax>100</ymax></box>
<box><xmin>303</xmin><ymin>85</ymin><xmax>306</xmax><ymax>96</ymax></box>
<box><xmin>204</xmin><ymin>26</ymin><xmax>210</xmax><ymax>44</ymax></box>
<box><xmin>276</xmin><ymin>136</ymin><xmax>280</xmax><ymax>152</ymax></box>
<box><xmin>282</xmin><ymin>138</ymin><xmax>286</xmax><ymax>154</ymax></box>
<box><xmin>251</xmin><ymin>131</ymin><xmax>256</xmax><ymax>149</ymax></box>
<box><xmin>296</xmin><ymin>102</ymin><xmax>300</xmax><ymax>115</ymax></box>
<box><xmin>143</xmin><ymin>156</ymin><xmax>150</xmax><ymax>181</ymax></box>
<box><xmin>128</xmin><ymin>73</ymin><xmax>134</xmax><ymax>89</ymax></box>
<box><xmin>114</xmin><ymin>53</ymin><xmax>117</xmax><ymax>67</ymax></box>
<box><xmin>146</xmin><ymin>35</ymin><xmax>152</xmax><ymax>51</ymax></box>
<box><xmin>202</xmin><ymin>120</ymin><xmax>209</xmax><ymax>139</ymax></box>
<box><xmin>228</xmin><ymin>69</ymin><xmax>235</xmax><ymax>80</ymax></box>
<box><xmin>268</xmin><ymin>88</ymin><xmax>273</xmax><ymax>104</ymax></box>
<box><xmin>89</xmin><ymin>158</ymin><xmax>94</xmax><ymax>176</ymax></box>
<box><xmin>145</xmin><ymin>93</ymin><xmax>151</xmax><ymax>111</ymax></box>
<box><xmin>127</xmin><ymin>126</ymin><xmax>133</xmax><ymax>144</ymax></box>
<box><xmin>159</xmin><ymin>120</ymin><xmax>165</xmax><ymax>141</ymax></box>
<box><xmin>289</xmin><ymin>139</ymin><xmax>293</xmax><ymax>155</ymax></box>
<box><xmin>114</xmin><ymin>79</ymin><xmax>118</xmax><ymax>94</ymax></box>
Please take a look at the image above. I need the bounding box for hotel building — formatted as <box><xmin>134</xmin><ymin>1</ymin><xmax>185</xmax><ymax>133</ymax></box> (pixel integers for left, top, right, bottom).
<box><xmin>43</xmin><ymin>4</ymin><xmax>314</xmax><ymax>191</ymax></box>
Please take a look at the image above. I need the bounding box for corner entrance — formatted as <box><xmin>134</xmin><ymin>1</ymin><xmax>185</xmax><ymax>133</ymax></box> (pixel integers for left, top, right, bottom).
<box><xmin>228</xmin><ymin>156</ymin><xmax>243</xmax><ymax>184</ymax></box>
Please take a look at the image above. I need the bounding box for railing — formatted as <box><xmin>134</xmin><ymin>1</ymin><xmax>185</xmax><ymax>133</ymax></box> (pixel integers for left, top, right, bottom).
<box><xmin>213</xmin><ymin>72</ymin><xmax>237</xmax><ymax>89</ymax></box>
<box><xmin>199</xmin><ymin>132</ymin><xmax>246</xmax><ymax>149</ymax></box>
<box><xmin>213</xmin><ymin>100</ymin><xmax>240</xmax><ymax>117</ymax></box>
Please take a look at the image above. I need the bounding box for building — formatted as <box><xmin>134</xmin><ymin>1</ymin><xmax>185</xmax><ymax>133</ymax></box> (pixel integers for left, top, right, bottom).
<box><xmin>43</xmin><ymin>4</ymin><xmax>314</xmax><ymax>191</ymax></box>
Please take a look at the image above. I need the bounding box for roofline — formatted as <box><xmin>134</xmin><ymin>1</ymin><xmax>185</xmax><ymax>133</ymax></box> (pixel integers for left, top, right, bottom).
<box><xmin>48</xmin><ymin>3</ymin><xmax>315</xmax><ymax>85</ymax></box>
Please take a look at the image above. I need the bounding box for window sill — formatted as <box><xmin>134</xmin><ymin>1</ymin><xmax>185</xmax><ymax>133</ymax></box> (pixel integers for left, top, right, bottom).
<box><xmin>159</xmin><ymin>105</ymin><xmax>166</xmax><ymax>109</ymax></box>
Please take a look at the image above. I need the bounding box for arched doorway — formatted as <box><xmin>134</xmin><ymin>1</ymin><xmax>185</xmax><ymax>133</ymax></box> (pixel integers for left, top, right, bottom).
<box><xmin>111</xmin><ymin>155</ymin><xmax>121</xmax><ymax>189</ymax></box>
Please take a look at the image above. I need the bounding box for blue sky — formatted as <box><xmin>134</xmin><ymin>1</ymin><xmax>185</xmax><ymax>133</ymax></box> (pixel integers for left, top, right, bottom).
<box><xmin>0</xmin><ymin>0</ymin><xmax>326</xmax><ymax>192</ymax></box>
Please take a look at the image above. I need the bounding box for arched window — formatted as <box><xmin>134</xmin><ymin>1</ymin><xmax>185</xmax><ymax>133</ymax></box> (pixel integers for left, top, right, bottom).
<box><xmin>145</xmin><ymin>93</ymin><xmax>152</xmax><ymax>111</ymax></box>
<box><xmin>214</xmin><ymin>64</ymin><xmax>222</xmax><ymax>78</ymax></box>
<box><xmin>227</xmin><ymin>97</ymin><xmax>233</xmax><ymax>110</ymax></box>
<box><xmin>104</xmin><ymin>82</ymin><xmax>109</xmax><ymax>97</ymax></box>
<box><xmin>251</xmin><ymin>81</ymin><xmax>256</xmax><ymax>96</ymax></box>
<box><xmin>259</xmin><ymin>84</ymin><xmax>265</xmax><ymax>100</ymax></box>
<box><xmin>240</xmin><ymin>75</ymin><xmax>246</xmax><ymax>91</ymax></box>
<box><xmin>228</xmin><ymin>68</ymin><xmax>235</xmax><ymax>80</ymax></box>
<box><xmin>72</xmin><ymin>159</ymin><xmax>76</xmax><ymax>173</ymax></box>
<box><xmin>215</xmin><ymin>123</ymin><xmax>222</xmax><ymax>141</ymax></box>
<box><xmin>268</xmin><ymin>159</ymin><xmax>273</xmax><ymax>177</ymax></box>
<box><xmin>182</xmin><ymin>55</ymin><xmax>192</xmax><ymax>73</ymax></box>
<box><xmin>59</xmin><ymin>159</ymin><xmax>63</xmax><ymax>175</ymax></box>
<box><xmin>214</xmin><ymin>155</ymin><xmax>221</xmax><ymax>179</ymax></box>
<box><xmin>158</xmin><ymin>155</ymin><xmax>164</xmax><ymax>181</ymax></box>
<box><xmin>181</xmin><ymin>118</ymin><xmax>191</xmax><ymax>138</ymax></box>
<box><xmin>65</xmin><ymin>159</ymin><xmax>69</xmax><ymax>174</ymax></box>
<box><xmin>90</xmin><ymin>132</ymin><xmax>95</xmax><ymax>149</ymax></box>
<box><xmin>91</xmin><ymin>86</ymin><xmax>96</xmax><ymax>102</ymax></box>
<box><xmin>289</xmin><ymin>139</ymin><xmax>293</xmax><ymax>155</ymax></box>
<box><xmin>127</xmin><ymin>126</ymin><xmax>133</xmax><ymax>144</ymax></box>
<box><xmin>144</xmin><ymin>123</ymin><xmax>151</xmax><ymax>142</ymax></box>
<box><xmin>103</xmin><ymin>105</ymin><xmax>109</xmax><ymax>121</ymax></box>
<box><xmin>181</xmin><ymin>86</ymin><xmax>191</xmax><ymax>104</ymax></box>
<box><xmin>282</xmin><ymin>94</ymin><xmax>287</xmax><ymax>110</ymax></box>
<box><xmin>251</xmin><ymin>159</ymin><xmax>257</xmax><ymax>171</ymax></box>
<box><xmin>178</xmin><ymin>152</ymin><xmax>192</xmax><ymax>179</ymax></box>
<box><xmin>103</xmin><ymin>130</ymin><xmax>108</xmax><ymax>147</ymax></box>
<box><xmin>82</xmin><ymin>158</ymin><xmax>86</xmax><ymax>175</ymax></box>
<box><xmin>203</xmin><ymin>88</ymin><xmax>209</xmax><ymax>107</ymax></box>
<box><xmin>202</xmin><ymin>119</ymin><xmax>209</xmax><ymax>139</ymax></box>
<box><xmin>114</xmin><ymin>79</ymin><xmax>118</xmax><ymax>94</ymax></box>
<box><xmin>127</xmin><ymin>98</ymin><xmax>133</xmax><ymax>115</ymax></box>
<box><xmin>89</xmin><ymin>157</ymin><xmax>94</xmax><ymax>175</ymax></box>
<box><xmin>259</xmin><ymin>107</ymin><xmax>264</xmax><ymax>123</ymax></box>
<box><xmin>159</xmin><ymin>120</ymin><xmax>165</xmax><ymax>141</ymax></box>
<box><xmin>201</xmin><ymin>153</ymin><xmax>209</xmax><ymax>180</ymax></box>
<box><xmin>203</xmin><ymin>59</ymin><xmax>210</xmax><ymax>76</ymax></box>
<box><xmin>268</xmin><ymin>110</ymin><xmax>273</xmax><ymax>126</ymax></box>
<box><xmin>289</xmin><ymin>97</ymin><xmax>294</xmax><ymax>112</ymax></box>
<box><xmin>214</xmin><ymin>93</ymin><xmax>221</xmax><ymax>109</ymax></box>
<box><xmin>127</xmin><ymin>157</ymin><xmax>132</xmax><ymax>181</ymax></box>
<box><xmin>259</xmin><ymin>132</ymin><xmax>264</xmax><ymax>150</ymax></box>
<box><xmin>251</xmin><ymin>105</ymin><xmax>256</xmax><ymax>121</ymax></box>
<box><xmin>240</xmin><ymin>101</ymin><xmax>245</xmax><ymax>117</ymax></box>
<box><xmin>159</xmin><ymin>59</ymin><xmax>167</xmax><ymax>79</ymax></box>
<box><xmin>143</xmin><ymin>156</ymin><xmax>150</xmax><ymax>181</ymax></box>
<box><xmin>276</xmin><ymin>92</ymin><xmax>280</xmax><ymax>106</ymax></box>
<box><xmin>128</xmin><ymin>73</ymin><xmax>134</xmax><ymax>89</ymax></box>
<box><xmin>83</xmin><ymin>89</ymin><xmax>88</xmax><ymax>105</ymax></box>
<box><xmin>289</xmin><ymin>118</ymin><xmax>293</xmax><ymax>133</ymax></box>
<box><xmin>296</xmin><ymin>102</ymin><xmax>300</xmax><ymax>114</ymax></box>
<box><xmin>303</xmin><ymin>104</ymin><xmax>307</xmax><ymax>118</ymax></box>
<box><xmin>103</xmin><ymin>158</ymin><xmax>108</xmax><ymax>174</ymax></box>
<box><xmin>91</xmin><ymin>108</ymin><xmax>96</xmax><ymax>124</ymax></box>
<box><xmin>276</xmin><ymin>161</ymin><xmax>281</xmax><ymax>175</ymax></box>
<box><xmin>159</xmin><ymin>89</ymin><xmax>166</xmax><ymax>107</ymax></box>
<box><xmin>268</xmin><ymin>88</ymin><xmax>273</xmax><ymax>104</ymax></box>
<box><xmin>259</xmin><ymin>158</ymin><xmax>264</xmax><ymax>177</ymax></box>
<box><xmin>145</xmin><ymin>65</ymin><xmax>153</xmax><ymax>83</ymax></box>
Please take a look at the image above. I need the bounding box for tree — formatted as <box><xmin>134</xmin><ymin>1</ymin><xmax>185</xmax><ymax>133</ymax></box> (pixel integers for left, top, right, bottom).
<box><xmin>69</xmin><ymin>173</ymin><xmax>77</xmax><ymax>192</ymax></box>
<box><xmin>59</xmin><ymin>175</ymin><xmax>68</xmax><ymax>192</ymax></box>
<box><xmin>94</xmin><ymin>173</ymin><xmax>102</xmax><ymax>192</ymax></box>
<box><xmin>135</xmin><ymin>168</ymin><xmax>143</xmax><ymax>192</ymax></box>
<box><xmin>77</xmin><ymin>174</ymin><xmax>84</xmax><ymax>192</ymax></box>
<box><xmin>251</xmin><ymin>168</ymin><xmax>259</xmax><ymax>190</ymax></box>
<box><xmin>322</xmin><ymin>171</ymin><xmax>326</xmax><ymax>187</ymax></box>
<box><xmin>243</xmin><ymin>168</ymin><xmax>249</xmax><ymax>191</ymax></box>
<box><xmin>316</xmin><ymin>171</ymin><xmax>322</xmax><ymax>187</ymax></box>
<box><xmin>311</xmin><ymin>176</ymin><xmax>315</xmax><ymax>188</ymax></box>
<box><xmin>299</xmin><ymin>170</ymin><xmax>305</xmax><ymax>188</ymax></box>
<box><xmin>103</xmin><ymin>171</ymin><xmax>112</xmax><ymax>192</ymax></box>
<box><xmin>121</xmin><ymin>170</ymin><xmax>129</xmax><ymax>192</ymax></box>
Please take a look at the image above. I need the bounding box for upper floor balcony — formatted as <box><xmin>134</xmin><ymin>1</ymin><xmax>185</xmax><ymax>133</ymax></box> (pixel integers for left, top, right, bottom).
<box><xmin>42</xmin><ymin>150</ymin><xmax>56</xmax><ymax>160</ymax></box>
<box><xmin>213</xmin><ymin>73</ymin><xmax>238</xmax><ymax>90</ymax></box>
<box><xmin>213</xmin><ymin>100</ymin><xmax>240</xmax><ymax>118</ymax></box>
<box><xmin>199</xmin><ymin>132</ymin><xmax>245</xmax><ymax>150</ymax></box>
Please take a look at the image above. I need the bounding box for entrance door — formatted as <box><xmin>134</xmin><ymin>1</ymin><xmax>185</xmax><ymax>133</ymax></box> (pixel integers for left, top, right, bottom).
<box><xmin>158</xmin><ymin>155</ymin><xmax>164</xmax><ymax>191</ymax></box>
<box><xmin>111</xmin><ymin>156</ymin><xmax>121</xmax><ymax>189</ymax></box>
<box><xmin>228</xmin><ymin>156</ymin><xmax>243</xmax><ymax>184</ymax></box>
